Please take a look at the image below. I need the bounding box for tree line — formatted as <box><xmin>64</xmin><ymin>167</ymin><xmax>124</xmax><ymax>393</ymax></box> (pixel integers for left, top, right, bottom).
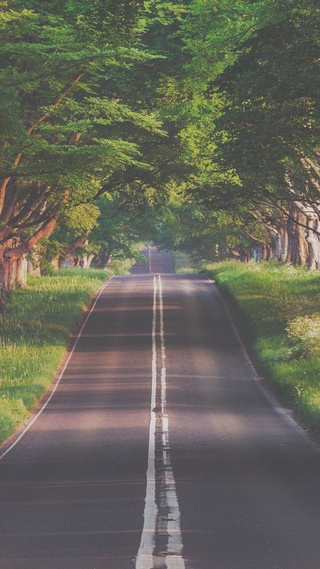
<box><xmin>0</xmin><ymin>0</ymin><xmax>319</xmax><ymax>292</ymax></box>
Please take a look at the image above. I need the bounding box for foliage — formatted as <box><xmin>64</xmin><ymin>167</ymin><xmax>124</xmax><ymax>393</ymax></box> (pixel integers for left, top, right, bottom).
<box><xmin>286</xmin><ymin>315</ymin><xmax>320</xmax><ymax>358</ymax></box>
<box><xmin>0</xmin><ymin>0</ymin><xmax>166</xmax><ymax>269</ymax></box>
<box><xmin>1</xmin><ymin>0</ymin><xmax>320</xmax><ymax>271</ymax></box>
<box><xmin>212</xmin><ymin>1</ymin><xmax>320</xmax><ymax>205</ymax></box>
<box><xmin>165</xmin><ymin>0</ymin><xmax>320</xmax><ymax>261</ymax></box>
<box><xmin>153</xmin><ymin>185</ymin><xmax>272</xmax><ymax>263</ymax></box>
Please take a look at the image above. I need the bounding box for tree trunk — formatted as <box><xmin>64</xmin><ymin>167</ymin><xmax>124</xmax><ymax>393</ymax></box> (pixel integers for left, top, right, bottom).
<box><xmin>86</xmin><ymin>253</ymin><xmax>94</xmax><ymax>268</ymax></box>
<box><xmin>306</xmin><ymin>214</ymin><xmax>320</xmax><ymax>269</ymax></box>
<box><xmin>295</xmin><ymin>211</ymin><xmax>309</xmax><ymax>265</ymax></box>
<box><xmin>16</xmin><ymin>255</ymin><xmax>28</xmax><ymax>287</ymax></box>
<box><xmin>0</xmin><ymin>217</ymin><xmax>58</xmax><ymax>291</ymax></box>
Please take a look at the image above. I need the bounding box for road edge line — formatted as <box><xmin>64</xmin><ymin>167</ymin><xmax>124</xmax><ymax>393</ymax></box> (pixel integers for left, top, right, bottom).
<box><xmin>206</xmin><ymin>276</ymin><xmax>320</xmax><ymax>452</ymax></box>
<box><xmin>0</xmin><ymin>277</ymin><xmax>114</xmax><ymax>461</ymax></box>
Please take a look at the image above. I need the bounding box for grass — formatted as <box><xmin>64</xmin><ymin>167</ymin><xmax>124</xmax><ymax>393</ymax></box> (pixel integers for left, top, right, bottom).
<box><xmin>206</xmin><ymin>260</ymin><xmax>320</xmax><ymax>437</ymax></box>
<box><xmin>0</xmin><ymin>268</ymin><xmax>109</xmax><ymax>445</ymax></box>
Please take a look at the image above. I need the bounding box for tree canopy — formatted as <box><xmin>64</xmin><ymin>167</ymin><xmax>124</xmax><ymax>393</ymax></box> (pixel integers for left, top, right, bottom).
<box><xmin>0</xmin><ymin>0</ymin><xmax>319</xmax><ymax>287</ymax></box>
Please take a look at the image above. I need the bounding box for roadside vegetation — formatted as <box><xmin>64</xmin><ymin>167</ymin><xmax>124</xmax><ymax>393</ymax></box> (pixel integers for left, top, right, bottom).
<box><xmin>206</xmin><ymin>261</ymin><xmax>320</xmax><ymax>437</ymax></box>
<box><xmin>1</xmin><ymin>1</ymin><xmax>320</xmax><ymax>291</ymax></box>
<box><xmin>0</xmin><ymin>269</ymin><xmax>109</xmax><ymax>445</ymax></box>
<box><xmin>171</xmin><ymin>251</ymin><xmax>199</xmax><ymax>274</ymax></box>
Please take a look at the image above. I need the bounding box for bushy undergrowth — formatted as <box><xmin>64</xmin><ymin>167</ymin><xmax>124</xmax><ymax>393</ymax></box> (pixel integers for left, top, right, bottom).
<box><xmin>206</xmin><ymin>261</ymin><xmax>320</xmax><ymax>436</ymax></box>
<box><xmin>0</xmin><ymin>269</ymin><xmax>109</xmax><ymax>445</ymax></box>
<box><xmin>171</xmin><ymin>251</ymin><xmax>200</xmax><ymax>273</ymax></box>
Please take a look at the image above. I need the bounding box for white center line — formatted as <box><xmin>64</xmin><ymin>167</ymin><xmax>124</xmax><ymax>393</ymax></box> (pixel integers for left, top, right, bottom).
<box><xmin>135</xmin><ymin>275</ymin><xmax>185</xmax><ymax>569</ymax></box>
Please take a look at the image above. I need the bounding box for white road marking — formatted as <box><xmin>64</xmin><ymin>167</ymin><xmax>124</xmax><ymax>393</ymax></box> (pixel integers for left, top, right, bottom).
<box><xmin>0</xmin><ymin>278</ymin><xmax>114</xmax><ymax>461</ymax></box>
<box><xmin>135</xmin><ymin>276</ymin><xmax>158</xmax><ymax>568</ymax></box>
<box><xmin>136</xmin><ymin>275</ymin><xmax>185</xmax><ymax>569</ymax></box>
<box><xmin>206</xmin><ymin>276</ymin><xmax>319</xmax><ymax>451</ymax></box>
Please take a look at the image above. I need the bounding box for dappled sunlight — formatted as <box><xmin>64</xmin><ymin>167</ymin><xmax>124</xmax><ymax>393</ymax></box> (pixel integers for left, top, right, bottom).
<box><xmin>169</xmin><ymin>404</ymin><xmax>292</xmax><ymax>446</ymax></box>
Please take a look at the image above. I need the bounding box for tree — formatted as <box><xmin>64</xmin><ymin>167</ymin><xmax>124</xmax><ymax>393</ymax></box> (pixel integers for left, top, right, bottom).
<box><xmin>87</xmin><ymin>192</ymin><xmax>160</xmax><ymax>268</ymax></box>
<box><xmin>0</xmin><ymin>0</ymin><xmax>164</xmax><ymax>290</ymax></box>
<box><xmin>172</xmin><ymin>0</ymin><xmax>320</xmax><ymax>265</ymax></box>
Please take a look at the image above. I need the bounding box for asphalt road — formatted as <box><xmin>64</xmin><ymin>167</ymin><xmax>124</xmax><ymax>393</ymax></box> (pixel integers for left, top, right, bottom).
<box><xmin>1</xmin><ymin>247</ymin><xmax>320</xmax><ymax>569</ymax></box>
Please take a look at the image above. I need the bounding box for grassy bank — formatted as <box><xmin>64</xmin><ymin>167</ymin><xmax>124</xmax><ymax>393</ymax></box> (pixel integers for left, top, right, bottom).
<box><xmin>206</xmin><ymin>261</ymin><xmax>320</xmax><ymax>437</ymax></box>
<box><xmin>0</xmin><ymin>269</ymin><xmax>109</xmax><ymax>445</ymax></box>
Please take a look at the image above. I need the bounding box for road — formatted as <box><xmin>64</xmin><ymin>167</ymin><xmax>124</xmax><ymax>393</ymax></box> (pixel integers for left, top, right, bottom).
<box><xmin>1</xmin><ymin>246</ymin><xmax>320</xmax><ymax>569</ymax></box>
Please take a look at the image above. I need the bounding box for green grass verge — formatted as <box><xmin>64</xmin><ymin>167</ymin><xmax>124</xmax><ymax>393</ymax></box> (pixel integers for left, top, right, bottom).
<box><xmin>0</xmin><ymin>268</ymin><xmax>110</xmax><ymax>445</ymax></box>
<box><xmin>206</xmin><ymin>261</ymin><xmax>320</xmax><ymax>436</ymax></box>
